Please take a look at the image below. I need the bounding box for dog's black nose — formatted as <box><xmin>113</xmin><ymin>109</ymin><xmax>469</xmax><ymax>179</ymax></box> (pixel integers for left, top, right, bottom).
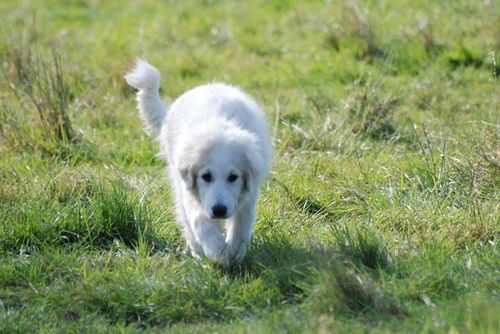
<box><xmin>212</xmin><ymin>204</ymin><xmax>227</xmax><ymax>218</ymax></box>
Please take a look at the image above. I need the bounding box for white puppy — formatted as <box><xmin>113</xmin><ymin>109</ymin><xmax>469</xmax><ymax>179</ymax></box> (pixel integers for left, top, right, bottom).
<box><xmin>125</xmin><ymin>59</ymin><xmax>272</xmax><ymax>266</ymax></box>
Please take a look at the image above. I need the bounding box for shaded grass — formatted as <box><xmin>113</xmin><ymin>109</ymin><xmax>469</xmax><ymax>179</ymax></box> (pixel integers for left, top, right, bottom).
<box><xmin>0</xmin><ymin>173</ymin><xmax>156</xmax><ymax>254</ymax></box>
<box><xmin>331</xmin><ymin>224</ymin><xmax>390</xmax><ymax>271</ymax></box>
<box><xmin>305</xmin><ymin>260</ymin><xmax>404</xmax><ymax>319</ymax></box>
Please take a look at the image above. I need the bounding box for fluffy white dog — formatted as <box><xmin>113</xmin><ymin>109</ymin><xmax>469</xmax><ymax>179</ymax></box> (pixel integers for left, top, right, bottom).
<box><xmin>125</xmin><ymin>60</ymin><xmax>272</xmax><ymax>266</ymax></box>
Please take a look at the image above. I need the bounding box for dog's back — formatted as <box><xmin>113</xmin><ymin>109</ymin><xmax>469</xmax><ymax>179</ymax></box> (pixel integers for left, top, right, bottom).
<box><xmin>124</xmin><ymin>60</ymin><xmax>269</xmax><ymax>156</ymax></box>
<box><xmin>167</xmin><ymin>83</ymin><xmax>267</xmax><ymax>140</ymax></box>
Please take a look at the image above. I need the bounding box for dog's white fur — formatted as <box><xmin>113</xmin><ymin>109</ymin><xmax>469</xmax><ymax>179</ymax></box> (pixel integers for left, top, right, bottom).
<box><xmin>125</xmin><ymin>59</ymin><xmax>272</xmax><ymax>266</ymax></box>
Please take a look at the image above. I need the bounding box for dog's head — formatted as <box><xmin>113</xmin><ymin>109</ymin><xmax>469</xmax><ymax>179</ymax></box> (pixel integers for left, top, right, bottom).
<box><xmin>176</xmin><ymin>122</ymin><xmax>266</xmax><ymax>219</ymax></box>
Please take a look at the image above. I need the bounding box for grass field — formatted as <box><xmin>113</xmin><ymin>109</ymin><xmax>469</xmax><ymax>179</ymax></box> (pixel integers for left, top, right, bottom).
<box><xmin>0</xmin><ymin>0</ymin><xmax>498</xmax><ymax>332</ymax></box>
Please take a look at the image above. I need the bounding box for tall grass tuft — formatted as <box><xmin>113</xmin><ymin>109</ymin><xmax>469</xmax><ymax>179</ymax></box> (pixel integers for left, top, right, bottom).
<box><xmin>0</xmin><ymin>28</ymin><xmax>76</xmax><ymax>156</ymax></box>
<box><xmin>332</xmin><ymin>224</ymin><xmax>390</xmax><ymax>271</ymax></box>
<box><xmin>327</xmin><ymin>0</ymin><xmax>384</xmax><ymax>59</ymax></box>
<box><xmin>90</xmin><ymin>180</ymin><xmax>152</xmax><ymax>248</ymax></box>
<box><xmin>343</xmin><ymin>76</ymin><xmax>398</xmax><ymax>140</ymax></box>
<box><xmin>345</xmin><ymin>0</ymin><xmax>382</xmax><ymax>59</ymax></box>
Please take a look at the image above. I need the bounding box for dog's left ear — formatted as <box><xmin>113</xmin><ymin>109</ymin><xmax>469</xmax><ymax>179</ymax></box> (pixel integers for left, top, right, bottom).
<box><xmin>179</xmin><ymin>167</ymin><xmax>195</xmax><ymax>189</ymax></box>
<box><xmin>176</xmin><ymin>153</ymin><xmax>197</xmax><ymax>190</ymax></box>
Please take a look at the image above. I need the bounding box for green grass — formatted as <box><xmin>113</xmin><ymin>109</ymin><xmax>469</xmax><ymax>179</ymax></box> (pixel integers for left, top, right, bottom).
<box><xmin>0</xmin><ymin>0</ymin><xmax>498</xmax><ymax>332</ymax></box>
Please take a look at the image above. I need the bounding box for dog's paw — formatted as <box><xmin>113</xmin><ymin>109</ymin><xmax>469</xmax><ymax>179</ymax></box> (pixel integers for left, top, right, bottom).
<box><xmin>231</xmin><ymin>245</ymin><xmax>248</xmax><ymax>264</ymax></box>
<box><xmin>226</xmin><ymin>239</ymin><xmax>249</xmax><ymax>265</ymax></box>
<box><xmin>202</xmin><ymin>240</ymin><xmax>229</xmax><ymax>264</ymax></box>
<box><xmin>186</xmin><ymin>247</ymin><xmax>203</xmax><ymax>260</ymax></box>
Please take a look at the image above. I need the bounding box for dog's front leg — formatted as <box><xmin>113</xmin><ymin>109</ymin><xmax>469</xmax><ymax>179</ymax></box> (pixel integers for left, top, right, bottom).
<box><xmin>177</xmin><ymin>204</ymin><xmax>204</xmax><ymax>259</ymax></box>
<box><xmin>189</xmin><ymin>214</ymin><xmax>228</xmax><ymax>265</ymax></box>
<box><xmin>225</xmin><ymin>195</ymin><xmax>257</xmax><ymax>264</ymax></box>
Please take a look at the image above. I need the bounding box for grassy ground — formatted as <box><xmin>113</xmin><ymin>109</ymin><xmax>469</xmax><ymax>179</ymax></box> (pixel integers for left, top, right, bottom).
<box><xmin>0</xmin><ymin>0</ymin><xmax>498</xmax><ymax>332</ymax></box>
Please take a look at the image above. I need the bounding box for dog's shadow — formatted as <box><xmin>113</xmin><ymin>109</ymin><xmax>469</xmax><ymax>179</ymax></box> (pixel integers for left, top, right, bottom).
<box><xmin>218</xmin><ymin>235</ymin><xmax>323</xmax><ymax>299</ymax></box>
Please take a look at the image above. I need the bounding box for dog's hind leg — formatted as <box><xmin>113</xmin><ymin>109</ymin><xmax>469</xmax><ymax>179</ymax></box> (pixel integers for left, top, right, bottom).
<box><xmin>225</xmin><ymin>195</ymin><xmax>257</xmax><ymax>263</ymax></box>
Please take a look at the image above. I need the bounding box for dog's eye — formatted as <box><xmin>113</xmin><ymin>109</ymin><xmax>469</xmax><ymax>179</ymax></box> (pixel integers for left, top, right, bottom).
<box><xmin>201</xmin><ymin>172</ymin><xmax>212</xmax><ymax>183</ymax></box>
<box><xmin>227</xmin><ymin>174</ymin><xmax>238</xmax><ymax>183</ymax></box>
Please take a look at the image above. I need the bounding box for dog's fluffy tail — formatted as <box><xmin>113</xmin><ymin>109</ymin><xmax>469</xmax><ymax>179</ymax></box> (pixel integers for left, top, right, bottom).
<box><xmin>124</xmin><ymin>59</ymin><xmax>167</xmax><ymax>134</ymax></box>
